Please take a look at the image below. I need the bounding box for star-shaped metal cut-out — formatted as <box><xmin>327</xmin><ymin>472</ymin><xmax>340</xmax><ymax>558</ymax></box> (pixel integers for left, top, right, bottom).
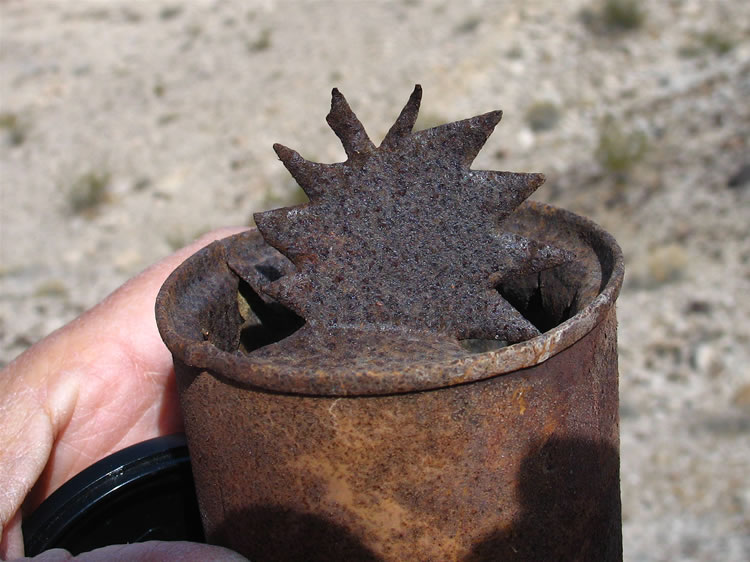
<box><xmin>253</xmin><ymin>85</ymin><xmax>573</xmax><ymax>345</ymax></box>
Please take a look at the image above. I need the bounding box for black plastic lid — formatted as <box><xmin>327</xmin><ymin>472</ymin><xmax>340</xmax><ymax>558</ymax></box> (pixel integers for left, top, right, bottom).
<box><xmin>22</xmin><ymin>433</ymin><xmax>203</xmax><ymax>556</ymax></box>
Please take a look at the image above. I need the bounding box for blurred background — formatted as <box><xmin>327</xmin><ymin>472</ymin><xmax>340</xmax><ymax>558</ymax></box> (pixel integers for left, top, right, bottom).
<box><xmin>1</xmin><ymin>0</ymin><xmax>748</xmax><ymax>560</ymax></box>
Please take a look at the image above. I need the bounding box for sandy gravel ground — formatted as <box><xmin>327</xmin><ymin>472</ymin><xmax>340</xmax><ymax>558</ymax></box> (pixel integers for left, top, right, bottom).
<box><xmin>1</xmin><ymin>1</ymin><xmax>749</xmax><ymax>560</ymax></box>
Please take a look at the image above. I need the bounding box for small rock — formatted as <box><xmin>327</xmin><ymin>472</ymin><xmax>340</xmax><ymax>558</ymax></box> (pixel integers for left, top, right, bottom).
<box><xmin>517</xmin><ymin>128</ymin><xmax>535</xmax><ymax>149</ymax></box>
<box><xmin>685</xmin><ymin>299</ymin><xmax>712</xmax><ymax>315</ymax></box>
<box><xmin>731</xmin><ymin>384</ymin><xmax>750</xmax><ymax>411</ymax></box>
<box><xmin>727</xmin><ymin>163</ymin><xmax>750</xmax><ymax>189</ymax></box>
<box><xmin>525</xmin><ymin>101</ymin><xmax>561</xmax><ymax>132</ymax></box>
<box><xmin>690</xmin><ymin>343</ymin><xmax>724</xmax><ymax>377</ymax></box>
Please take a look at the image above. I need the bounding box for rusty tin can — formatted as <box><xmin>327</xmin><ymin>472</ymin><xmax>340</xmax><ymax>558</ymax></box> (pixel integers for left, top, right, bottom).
<box><xmin>156</xmin><ymin>201</ymin><xmax>624</xmax><ymax>561</ymax></box>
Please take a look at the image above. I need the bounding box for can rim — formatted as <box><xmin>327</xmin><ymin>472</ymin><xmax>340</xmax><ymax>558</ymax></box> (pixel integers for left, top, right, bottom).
<box><xmin>156</xmin><ymin>202</ymin><xmax>624</xmax><ymax>396</ymax></box>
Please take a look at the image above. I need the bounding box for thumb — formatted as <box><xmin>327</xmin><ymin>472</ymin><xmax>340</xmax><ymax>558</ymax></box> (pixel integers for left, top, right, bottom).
<box><xmin>20</xmin><ymin>541</ymin><xmax>249</xmax><ymax>561</ymax></box>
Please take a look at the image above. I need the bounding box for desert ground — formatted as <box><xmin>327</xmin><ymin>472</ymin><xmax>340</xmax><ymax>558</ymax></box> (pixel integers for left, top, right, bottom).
<box><xmin>1</xmin><ymin>0</ymin><xmax>749</xmax><ymax>560</ymax></box>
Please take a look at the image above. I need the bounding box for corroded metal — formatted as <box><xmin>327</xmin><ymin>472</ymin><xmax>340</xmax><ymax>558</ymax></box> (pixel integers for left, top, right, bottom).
<box><xmin>174</xmin><ymin>309</ymin><xmax>620</xmax><ymax>561</ymax></box>
<box><xmin>255</xmin><ymin>85</ymin><xmax>573</xmax><ymax>348</ymax></box>
<box><xmin>155</xmin><ymin>87</ymin><xmax>625</xmax><ymax>560</ymax></box>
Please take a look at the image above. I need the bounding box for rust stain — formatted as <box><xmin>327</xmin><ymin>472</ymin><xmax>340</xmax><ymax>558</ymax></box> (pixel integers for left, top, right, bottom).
<box><xmin>514</xmin><ymin>387</ymin><xmax>528</xmax><ymax>415</ymax></box>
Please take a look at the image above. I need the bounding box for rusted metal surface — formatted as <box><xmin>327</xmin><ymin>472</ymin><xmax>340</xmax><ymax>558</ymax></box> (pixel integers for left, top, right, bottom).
<box><xmin>173</xmin><ymin>309</ymin><xmax>620</xmax><ymax>561</ymax></box>
<box><xmin>155</xmin><ymin>87</ymin><xmax>624</xmax><ymax>560</ymax></box>
<box><xmin>254</xmin><ymin>85</ymin><xmax>573</xmax><ymax>349</ymax></box>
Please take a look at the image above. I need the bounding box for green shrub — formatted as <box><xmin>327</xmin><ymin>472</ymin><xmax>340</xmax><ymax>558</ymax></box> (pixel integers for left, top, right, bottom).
<box><xmin>247</xmin><ymin>28</ymin><xmax>272</xmax><ymax>52</ymax></box>
<box><xmin>525</xmin><ymin>101</ymin><xmax>561</xmax><ymax>132</ymax></box>
<box><xmin>700</xmin><ymin>31</ymin><xmax>735</xmax><ymax>54</ymax></box>
<box><xmin>159</xmin><ymin>6</ymin><xmax>183</xmax><ymax>21</ymax></box>
<box><xmin>595</xmin><ymin>117</ymin><xmax>648</xmax><ymax>179</ymax></box>
<box><xmin>602</xmin><ymin>0</ymin><xmax>645</xmax><ymax>31</ymax></box>
<box><xmin>679</xmin><ymin>30</ymin><xmax>736</xmax><ymax>57</ymax></box>
<box><xmin>68</xmin><ymin>171</ymin><xmax>111</xmax><ymax>216</ymax></box>
<box><xmin>582</xmin><ymin>0</ymin><xmax>645</xmax><ymax>33</ymax></box>
<box><xmin>0</xmin><ymin>112</ymin><xmax>28</xmax><ymax>146</ymax></box>
<box><xmin>454</xmin><ymin>15</ymin><xmax>481</xmax><ymax>35</ymax></box>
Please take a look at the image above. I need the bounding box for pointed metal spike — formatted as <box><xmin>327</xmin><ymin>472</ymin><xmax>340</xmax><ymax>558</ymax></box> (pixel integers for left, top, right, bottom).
<box><xmin>481</xmin><ymin>109</ymin><xmax>504</xmax><ymax>129</ymax></box>
<box><xmin>255</xmin><ymin>208</ymin><xmax>332</xmax><ymax>268</ymax></box>
<box><xmin>273</xmin><ymin>143</ymin><xmax>325</xmax><ymax>198</ymax></box>
<box><xmin>381</xmin><ymin>84</ymin><xmax>423</xmax><ymax>149</ymax></box>
<box><xmin>488</xmin><ymin>233</ymin><xmax>575</xmax><ymax>284</ymax></box>
<box><xmin>453</xmin><ymin>292</ymin><xmax>541</xmax><ymax>342</ymax></box>
<box><xmin>261</xmin><ymin>273</ymin><xmax>309</xmax><ymax>316</ymax></box>
<box><xmin>486</xmin><ymin>295</ymin><xmax>542</xmax><ymax>343</ymax></box>
<box><xmin>253</xmin><ymin>208</ymin><xmax>299</xmax><ymax>252</ymax></box>
<box><xmin>272</xmin><ymin>143</ymin><xmax>296</xmax><ymax>163</ymax></box>
<box><xmin>459</xmin><ymin>110</ymin><xmax>503</xmax><ymax>165</ymax></box>
<box><xmin>496</xmin><ymin>306</ymin><xmax>542</xmax><ymax>343</ymax></box>
<box><xmin>326</xmin><ymin>88</ymin><xmax>375</xmax><ymax>159</ymax></box>
<box><xmin>471</xmin><ymin>171</ymin><xmax>546</xmax><ymax>219</ymax></box>
<box><xmin>261</xmin><ymin>272</ymin><xmax>293</xmax><ymax>300</ymax></box>
<box><xmin>415</xmin><ymin>110</ymin><xmax>503</xmax><ymax>166</ymax></box>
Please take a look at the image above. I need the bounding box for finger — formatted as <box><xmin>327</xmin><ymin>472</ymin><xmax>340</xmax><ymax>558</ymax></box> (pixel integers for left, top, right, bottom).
<box><xmin>0</xmin><ymin>510</ymin><xmax>22</xmax><ymax>559</ymax></box>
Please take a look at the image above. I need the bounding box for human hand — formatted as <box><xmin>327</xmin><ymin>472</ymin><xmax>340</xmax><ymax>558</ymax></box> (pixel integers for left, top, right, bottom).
<box><xmin>0</xmin><ymin>228</ymin><xmax>249</xmax><ymax>561</ymax></box>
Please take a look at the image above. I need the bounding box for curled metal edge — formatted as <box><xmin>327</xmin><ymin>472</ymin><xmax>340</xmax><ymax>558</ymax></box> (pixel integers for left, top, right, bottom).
<box><xmin>156</xmin><ymin>201</ymin><xmax>624</xmax><ymax>396</ymax></box>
